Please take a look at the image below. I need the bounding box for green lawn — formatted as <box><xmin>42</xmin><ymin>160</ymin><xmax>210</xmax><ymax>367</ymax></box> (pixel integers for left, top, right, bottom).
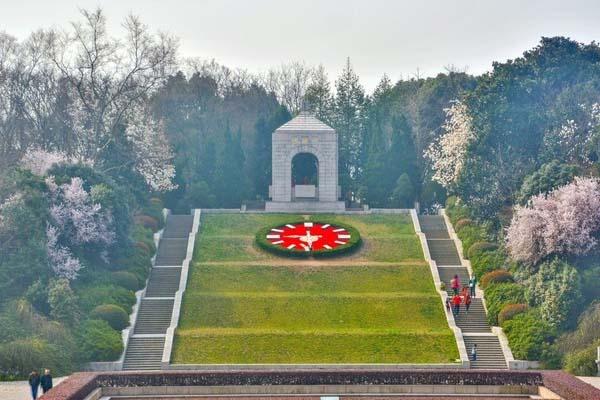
<box><xmin>173</xmin><ymin>213</ymin><xmax>458</xmax><ymax>364</ymax></box>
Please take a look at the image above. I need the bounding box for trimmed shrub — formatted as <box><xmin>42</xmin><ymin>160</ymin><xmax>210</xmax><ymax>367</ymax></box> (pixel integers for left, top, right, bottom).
<box><xmin>445</xmin><ymin>196</ymin><xmax>470</xmax><ymax>224</ymax></box>
<box><xmin>456</xmin><ymin>224</ymin><xmax>487</xmax><ymax>256</ymax></box>
<box><xmin>75</xmin><ymin>319</ymin><xmax>123</xmax><ymax>362</ymax></box>
<box><xmin>454</xmin><ymin>218</ymin><xmax>473</xmax><ymax>231</ymax></box>
<box><xmin>111</xmin><ymin>271</ymin><xmax>141</xmax><ymax>291</ymax></box>
<box><xmin>563</xmin><ymin>342</ymin><xmax>599</xmax><ymax>376</ymax></box>
<box><xmin>135</xmin><ymin>240</ymin><xmax>152</xmax><ymax>255</ymax></box>
<box><xmin>91</xmin><ymin>304</ymin><xmax>129</xmax><ymax>331</ymax></box>
<box><xmin>134</xmin><ymin>214</ymin><xmax>159</xmax><ymax>231</ymax></box>
<box><xmin>468</xmin><ymin>242</ymin><xmax>499</xmax><ymax>259</ymax></box>
<box><xmin>481</xmin><ymin>269</ymin><xmax>513</xmax><ymax>288</ymax></box>
<box><xmin>484</xmin><ymin>282</ymin><xmax>526</xmax><ymax>325</ymax></box>
<box><xmin>471</xmin><ymin>249</ymin><xmax>507</xmax><ymax>280</ymax></box>
<box><xmin>502</xmin><ymin>309</ymin><xmax>556</xmax><ymax>360</ymax></box>
<box><xmin>78</xmin><ymin>285</ymin><xmax>136</xmax><ymax>314</ymax></box>
<box><xmin>498</xmin><ymin>303</ymin><xmax>529</xmax><ymax>325</ymax></box>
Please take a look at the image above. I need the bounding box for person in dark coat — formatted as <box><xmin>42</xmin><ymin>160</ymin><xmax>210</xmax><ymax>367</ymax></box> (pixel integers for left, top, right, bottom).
<box><xmin>40</xmin><ymin>369</ymin><xmax>53</xmax><ymax>394</ymax></box>
<box><xmin>28</xmin><ymin>370</ymin><xmax>40</xmax><ymax>399</ymax></box>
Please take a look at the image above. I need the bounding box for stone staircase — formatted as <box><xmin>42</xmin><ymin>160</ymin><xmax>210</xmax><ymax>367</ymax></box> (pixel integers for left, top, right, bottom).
<box><xmin>418</xmin><ymin>214</ymin><xmax>508</xmax><ymax>370</ymax></box>
<box><xmin>122</xmin><ymin>213</ymin><xmax>194</xmax><ymax>371</ymax></box>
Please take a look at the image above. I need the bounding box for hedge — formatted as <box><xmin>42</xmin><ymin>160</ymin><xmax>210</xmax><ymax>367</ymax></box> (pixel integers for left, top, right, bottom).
<box><xmin>502</xmin><ymin>310</ymin><xmax>556</xmax><ymax>360</ymax></box>
<box><xmin>498</xmin><ymin>303</ymin><xmax>529</xmax><ymax>325</ymax></box>
<box><xmin>90</xmin><ymin>304</ymin><xmax>129</xmax><ymax>331</ymax></box>
<box><xmin>75</xmin><ymin>319</ymin><xmax>123</xmax><ymax>362</ymax></box>
<box><xmin>454</xmin><ymin>218</ymin><xmax>473</xmax><ymax>231</ymax></box>
<box><xmin>484</xmin><ymin>282</ymin><xmax>526</xmax><ymax>325</ymax></box>
<box><xmin>468</xmin><ymin>242</ymin><xmax>499</xmax><ymax>259</ymax></box>
<box><xmin>255</xmin><ymin>221</ymin><xmax>362</xmax><ymax>258</ymax></box>
<box><xmin>111</xmin><ymin>271</ymin><xmax>141</xmax><ymax>291</ymax></box>
<box><xmin>471</xmin><ymin>249</ymin><xmax>508</xmax><ymax>280</ymax></box>
<box><xmin>480</xmin><ymin>269</ymin><xmax>513</xmax><ymax>288</ymax></box>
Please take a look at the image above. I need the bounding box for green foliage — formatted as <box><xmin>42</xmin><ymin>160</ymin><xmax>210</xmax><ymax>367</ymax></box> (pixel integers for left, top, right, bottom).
<box><xmin>391</xmin><ymin>173</ymin><xmax>415</xmax><ymax>208</ymax></box>
<box><xmin>77</xmin><ymin>285</ymin><xmax>136</xmax><ymax>314</ymax></box>
<box><xmin>445</xmin><ymin>196</ymin><xmax>470</xmax><ymax>224</ymax></box>
<box><xmin>467</xmin><ymin>242</ymin><xmax>499</xmax><ymax>259</ymax></box>
<box><xmin>455</xmin><ymin>224</ymin><xmax>487</xmax><ymax>257</ymax></box>
<box><xmin>556</xmin><ymin>302</ymin><xmax>600</xmax><ymax>355</ymax></box>
<box><xmin>471</xmin><ymin>249</ymin><xmax>507</xmax><ymax>279</ymax></box>
<box><xmin>502</xmin><ymin>309</ymin><xmax>557</xmax><ymax>360</ymax></box>
<box><xmin>480</xmin><ymin>269</ymin><xmax>513</xmax><ymax>288</ymax></box>
<box><xmin>580</xmin><ymin>266</ymin><xmax>600</xmax><ymax>305</ymax></box>
<box><xmin>498</xmin><ymin>303</ymin><xmax>529</xmax><ymax>325</ymax></box>
<box><xmin>563</xmin><ymin>342</ymin><xmax>600</xmax><ymax>376</ymax></box>
<box><xmin>0</xmin><ymin>338</ymin><xmax>74</xmax><ymax>380</ymax></box>
<box><xmin>454</xmin><ymin>218</ymin><xmax>473</xmax><ymax>231</ymax></box>
<box><xmin>75</xmin><ymin>319</ymin><xmax>123</xmax><ymax>362</ymax></box>
<box><xmin>90</xmin><ymin>304</ymin><xmax>129</xmax><ymax>331</ymax></box>
<box><xmin>111</xmin><ymin>271</ymin><xmax>141</xmax><ymax>291</ymax></box>
<box><xmin>48</xmin><ymin>279</ymin><xmax>79</xmax><ymax>326</ymax></box>
<box><xmin>517</xmin><ymin>161</ymin><xmax>579</xmax><ymax>204</ymax></box>
<box><xmin>484</xmin><ymin>282</ymin><xmax>526</xmax><ymax>325</ymax></box>
<box><xmin>525</xmin><ymin>258</ymin><xmax>581</xmax><ymax>329</ymax></box>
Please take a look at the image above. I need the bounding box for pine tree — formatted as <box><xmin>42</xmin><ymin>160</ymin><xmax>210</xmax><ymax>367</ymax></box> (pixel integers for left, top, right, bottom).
<box><xmin>216</xmin><ymin>125</ymin><xmax>247</xmax><ymax>207</ymax></box>
<box><xmin>333</xmin><ymin>58</ymin><xmax>366</xmax><ymax>201</ymax></box>
<box><xmin>304</xmin><ymin>65</ymin><xmax>333</xmax><ymax>123</ymax></box>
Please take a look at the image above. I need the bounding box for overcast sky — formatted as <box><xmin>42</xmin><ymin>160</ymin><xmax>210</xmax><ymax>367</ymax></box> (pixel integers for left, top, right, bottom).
<box><xmin>3</xmin><ymin>0</ymin><xmax>600</xmax><ymax>91</ymax></box>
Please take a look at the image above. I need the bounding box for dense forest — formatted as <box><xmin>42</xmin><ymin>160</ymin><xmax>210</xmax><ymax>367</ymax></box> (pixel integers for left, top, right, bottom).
<box><xmin>1</xmin><ymin>9</ymin><xmax>599</xmax><ymax>377</ymax></box>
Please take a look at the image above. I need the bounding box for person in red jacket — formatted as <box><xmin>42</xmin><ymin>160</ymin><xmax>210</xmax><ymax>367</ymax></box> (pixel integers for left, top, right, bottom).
<box><xmin>452</xmin><ymin>294</ymin><xmax>462</xmax><ymax>316</ymax></box>
<box><xmin>464</xmin><ymin>292</ymin><xmax>472</xmax><ymax>314</ymax></box>
<box><xmin>451</xmin><ymin>274</ymin><xmax>460</xmax><ymax>295</ymax></box>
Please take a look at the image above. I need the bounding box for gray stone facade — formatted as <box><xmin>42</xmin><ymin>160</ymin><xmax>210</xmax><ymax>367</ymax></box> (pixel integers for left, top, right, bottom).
<box><xmin>266</xmin><ymin>112</ymin><xmax>345</xmax><ymax>212</ymax></box>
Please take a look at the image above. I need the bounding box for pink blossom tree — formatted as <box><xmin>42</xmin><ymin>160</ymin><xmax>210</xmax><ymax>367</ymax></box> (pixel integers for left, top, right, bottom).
<box><xmin>20</xmin><ymin>148</ymin><xmax>91</xmax><ymax>176</ymax></box>
<box><xmin>506</xmin><ymin>177</ymin><xmax>600</xmax><ymax>265</ymax></box>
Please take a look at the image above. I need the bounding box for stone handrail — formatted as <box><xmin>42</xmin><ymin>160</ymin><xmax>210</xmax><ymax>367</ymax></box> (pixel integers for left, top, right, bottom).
<box><xmin>162</xmin><ymin>208</ymin><xmax>202</xmax><ymax>367</ymax></box>
<box><xmin>409</xmin><ymin>209</ymin><xmax>470</xmax><ymax>367</ymax></box>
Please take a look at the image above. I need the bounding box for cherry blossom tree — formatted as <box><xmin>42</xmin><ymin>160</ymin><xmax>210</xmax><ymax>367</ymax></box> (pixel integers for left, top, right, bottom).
<box><xmin>424</xmin><ymin>100</ymin><xmax>475</xmax><ymax>189</ymax></box>
<box><xmin>45</xmin><ymin>176</ymin><xmax>115</xmax><ymax>279</ymax></box>
<box><xmin>124</xmin><ymin>105</ymin><xmax>177</xmax><ymax>192</ymax></box>
<box><xmin>20</xmin><ymin>148</ymin><xmax>92</xmax><ymax>176</ymax></box>
<box><xmin>506</xmin><ymin>177</ymin><xmax>600</xmax><ymax>265</ymax></box>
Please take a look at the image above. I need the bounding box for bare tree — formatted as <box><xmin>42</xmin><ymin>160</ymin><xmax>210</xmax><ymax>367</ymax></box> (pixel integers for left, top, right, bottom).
<box><xmin>264</xmin><ymin>61</ymin><xmax>313</xmax><ymax>115</ymax></box>
<box><xmin>43</xmin><ymin>8</ymin><xmax>178</xmax><ymax>162</ymax></box>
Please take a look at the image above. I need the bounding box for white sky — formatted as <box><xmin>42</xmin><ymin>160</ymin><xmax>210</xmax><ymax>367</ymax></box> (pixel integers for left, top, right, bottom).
<box><xmin>2</xmin><ymin>0</ymin><xmax>600</xmax><ymax>92</ymax></box>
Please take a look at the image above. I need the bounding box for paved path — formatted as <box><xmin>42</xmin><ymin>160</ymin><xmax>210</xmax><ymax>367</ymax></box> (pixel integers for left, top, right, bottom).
<box><xmin>578</xmin><ymin>376</ymin><xmax>600</xmax><ymax>389</ymax></box>
<box><xmin>0</xmin><ymin>378</ymin><xmax>65</xmax><ymax>400</ymax></box>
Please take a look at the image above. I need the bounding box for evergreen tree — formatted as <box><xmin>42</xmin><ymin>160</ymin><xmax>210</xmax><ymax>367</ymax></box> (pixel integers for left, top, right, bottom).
<box><xmin>304</xmin><ymin>65</ymin><xmax>333</xmax><ymax>123</ymax></box>
<box><xmin>216</xmin><ymin>125</ymin><xmax>247</xmax><ymax>207</ymax></box>
<box><xmin>334</xmin><ymin>58</ymin><xmax>366</xmax><ymax>201</ymax></box>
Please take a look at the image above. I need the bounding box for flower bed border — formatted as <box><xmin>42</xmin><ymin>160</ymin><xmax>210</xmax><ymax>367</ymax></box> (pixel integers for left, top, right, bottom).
<box><xmin>255</xmin><ymin>221</ymin><xmax>361</xmax><ymax>258</ymax></box>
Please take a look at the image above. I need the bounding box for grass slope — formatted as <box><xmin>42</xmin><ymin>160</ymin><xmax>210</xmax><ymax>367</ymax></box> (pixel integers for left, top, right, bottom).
<box><xmin>174</xmin><ymin>213</ymin><xmax>458</xmax><ymax>364</ymax></box>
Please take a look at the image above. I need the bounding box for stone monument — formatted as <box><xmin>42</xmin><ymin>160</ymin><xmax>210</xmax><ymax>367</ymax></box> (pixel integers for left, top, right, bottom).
<box><xmin>266</xmin><ymin>112</ymin><xmax>346</xmax><ymax>212</ymax></box>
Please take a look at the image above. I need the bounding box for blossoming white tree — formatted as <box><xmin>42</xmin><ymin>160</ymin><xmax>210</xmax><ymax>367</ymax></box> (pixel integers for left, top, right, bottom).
<box><xmin>506</xmin><ymin>177</ymin><xmax>600</xmax><ymax>265</ymax></box>
<box><xmin>424</xmin><ymin>101</ymin><xmax>475</xmax><ymax>189</ymax></box>
<box><xmin>45</xmin><ymin>176</ymin><xmax>115</xmax><ymax>279</ymax></box>
<box><xmin>125</xmin><ymin>105</ymin><xmax>177</xmax><ymax>192</ymax></box>
<box><xmin>20</xmin><ymin>148</ymin><xmax>91</xmax><ymax>176</ymax></box>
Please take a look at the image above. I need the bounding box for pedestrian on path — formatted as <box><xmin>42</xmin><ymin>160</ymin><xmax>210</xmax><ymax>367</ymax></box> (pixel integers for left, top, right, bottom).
<box><xmin>471</xmin><ymin>344</ymin><xmax>478</xmax><ymax>361</ymax></box>
<box><xmin>452</xmin><ymin>293</ymin><xmax>461</xmax><ymax>316</ymax></box>
<box><xmin>469</xmin><ymin>276</ymin><xmax>477</xmax><ymax>297</ymax></box>
<box><xmin>40</xmin><ymin>369</ymin><xmax>53</xmax><ymax>394</ymax></box>
<box><xmin>465</xmin><ymin>293</ymin><xmax>472</xmax><ymax>314</ymax></box>
<box><xmin>446</xmin><ymin>297</ymin><xmax>451</xmax><ymax>312</ymax></box>
<box><xmin>28</xmin><ymin>370</ymin><xmax>40</xmax><ymax>399</ymax></box>
<box><xmin>451</xmin><ymin>274</ymin><xmax>460</xmax><ymax>295</ymax></box>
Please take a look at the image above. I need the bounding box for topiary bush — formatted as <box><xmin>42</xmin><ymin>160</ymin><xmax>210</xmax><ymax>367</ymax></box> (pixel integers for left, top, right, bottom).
<box><xmin>78</xmin><ymin>285</ymin><xmax>136</xmax><ymax>314</ymax></box>
<box><xmin>498</xmin><ymin>303</ymin><xmax>529</xmax><ymax>325</ymax></box>
<box><xmin>111</xmin><ymin>271</ymin><xmax>141</xmax><ymax>291</ymax></box>
<box><xmin>456</xmin><ymin>224</ymin><xmax>487</xmax><ymax>256</ymax></box>
<box><xmin>445</xmin><ymin>196</ymin><xmax>470</xmax><ymax>224</ymax></box>
<box><xmin>468</xmin><ymin>242</ymin><xmax>499</xmax><ymax>259</ymax></box>
<box><xmin>75</xmin><ymin>319</ymin><xmax>123</xmax><ymax>362</ymax></box>
<box><xmin>484</xmin><ymin>282</ymin><xmax>526</xmax><ymax>325</ymax></box>
<box><xmin>502</xmin><ymin>309</ymin><xmax>556</xmax><ymax>360</ymax></box>
<box><xmin>481</xmin><ymin>269</ymin><xmax>514</xmax><ymax>288</ymax></box>
<box><xmin>454</xmin><ymin>218</ymin><xmax>473</xmax><ymax>231</ymax></box>
<box><xmin>90</xmin><ymin>304</ymin><xmax>129</xmax><ymax>331</ymax></box>
<box><xmin>471</xmin><ymin>249</ymin><xmax>508</xmax><ymax>280</ymax></box>
<box><xmin>134</xmin><ymin>214</ymin><xmax>159</xmax><ymax>231</ymax></box>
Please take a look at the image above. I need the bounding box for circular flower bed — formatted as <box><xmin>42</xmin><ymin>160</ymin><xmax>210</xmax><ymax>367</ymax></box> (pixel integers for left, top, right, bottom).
<box><xmin>256</xmin><ymin>221</ymin><xmax>361</xmax><ymax>258</ymax></box>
